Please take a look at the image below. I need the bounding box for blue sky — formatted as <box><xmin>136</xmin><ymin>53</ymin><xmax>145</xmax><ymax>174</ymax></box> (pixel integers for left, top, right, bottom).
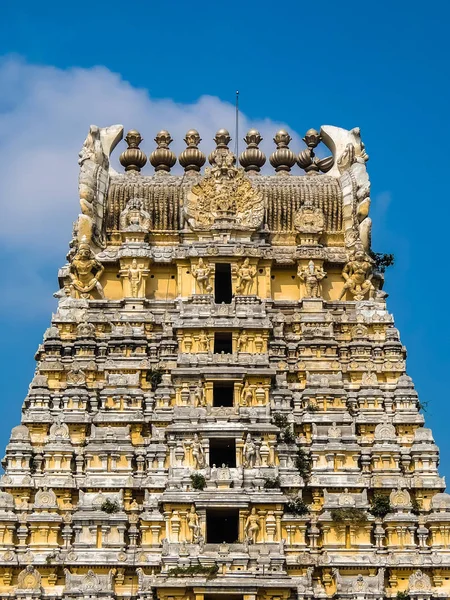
<box><xmin>0</xmin><ymin>0</ymin><xmax>449</xmax><ymax>480</ymax></box>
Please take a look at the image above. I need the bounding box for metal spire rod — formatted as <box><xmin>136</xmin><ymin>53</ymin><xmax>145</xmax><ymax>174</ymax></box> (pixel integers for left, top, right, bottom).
<box><xmin>235</xmin><ymin>90</ymin><xmax>240</xmax><ymax>157</ymax></box>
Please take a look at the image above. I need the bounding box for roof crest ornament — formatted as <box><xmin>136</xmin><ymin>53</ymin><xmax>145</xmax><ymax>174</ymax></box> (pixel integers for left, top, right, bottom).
<box><xmin>185</xmin><ymin>129</ymin><xmax>264</xmax><ymax>231</ymax></box>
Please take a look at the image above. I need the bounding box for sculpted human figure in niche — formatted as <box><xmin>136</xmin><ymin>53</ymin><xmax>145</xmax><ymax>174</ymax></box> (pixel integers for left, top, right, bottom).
<box><xmin>69</xmin><ymin>239</ymin><xmax>105</xmax><ymax>299</ymax></box>
<box><xmin>119</xmin><ymin>198</ymin><xmax>151</xmax><ymax>231</ymax></box>
<box><xmin>243</xmin><ymin>433</ymin><xmax>257</xmax><ymax>467</ymax></box>
<box><xmin>236</xmin><ymin>258</ymin><xmax>256</xmax><ymax>295</ymax></box>
<box><xmin>339</xmin><ymin>243</ymin><xmax>375</xmax><ymax>301</ymax></box>
<box><xmin>127</xmin><ymin>259</ymin><xmax>145</xmax><ymax>298</ymax></box>
<box><xmin>187</xmin><ymin>504</ymin><xmax>201</xmax><ymax>542</ymax></box>
<box><xmin>192</xmin><ymin>258</ymin><xmax>212</xmax><ymax>294</ymax></box>
<box><xmin>241</xmin><ymin>381</ymin><xmax>254</xmax><ymax>407</ymax></box>
<box><xmin>245</xmin><ymin>507</ymin><xmax>260</xmax><ymax>543</ymax></box>
<box><xmin>193</xmin><ymin>382</ymin><xmax>206</xmax><ymax>407</ymax></box>
<box><xmin>297</xmin><ymin>260</ymin><xmax>327</xmax><ymax>298</ymax></box>
<box><xmin>237</xmin><ymin>330</ymin><xmax>249</xmax><ymax>353</ymax></box>
<box><xmin>190</xmin><ymin>434</ymin><xmax>205</xmax><ymax>469</ymax></box>
<box><xmin>198</xmin><ymin>330</ymin><xmax>209</xmax><ymax>352</ymax></box>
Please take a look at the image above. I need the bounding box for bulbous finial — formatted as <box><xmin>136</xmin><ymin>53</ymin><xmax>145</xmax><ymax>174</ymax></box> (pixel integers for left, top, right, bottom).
<box><xmin>208</xmin><ymin>129</ymin><xmax>233</xmax><ymax>165</ymax></box>
<box><xmin>214</xmin><ymin>129</ymin><xmax>231</xmax><ymax>148</ymax></box>
<box><xmin>298</xmin><ymin>128</ymin><xmax>334</xmax><ymax>175</ymax></box>
<box><xmin>269</xmin><ymin>129</ymin><xmax>297</xmax><ymax>174</ymax></box>
<box><xmin>178</xmin><ymin>129</ymin><xmax>206</xmax><ymax>173</ymax></box>
<box><xmin>149</xmin><ymin>130</ymin><xmax>177</xmax><ymax>173</ymax></box>
<box><xmin>119</xmin><ymin>129</ymin><xmax>147</xmax><ymax>173</ymax></box>
<box><xmin>303</xmin><ymin>128</ymin><xmax>321</xmax><ymax>148</ymax></box>
<box><xmin>239</xmin><ymin>129</ymin><xmax>266</xmax><ymax>173</ymax></box>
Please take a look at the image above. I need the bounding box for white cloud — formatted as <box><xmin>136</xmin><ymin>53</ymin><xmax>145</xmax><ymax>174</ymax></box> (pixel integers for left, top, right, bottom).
<box><xmin>0</xmin><ymin>56</ymin><xmax>302</xmax><ymax>315</ymax></box>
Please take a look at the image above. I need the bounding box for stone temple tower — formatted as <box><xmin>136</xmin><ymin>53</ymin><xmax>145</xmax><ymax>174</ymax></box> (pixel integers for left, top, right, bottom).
<box><xmin>0</xmin><ymin>122</ymin><xmax>447</xmax><ymax>600</ymax></box>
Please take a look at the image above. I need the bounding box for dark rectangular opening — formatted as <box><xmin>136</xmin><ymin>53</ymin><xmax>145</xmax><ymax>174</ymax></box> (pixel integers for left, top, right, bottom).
<box><xmin>215</xmin><ymin>263</ymin><xmax>232</xmax><ymax>304</ymax></box>
<box><xmin>206</xmin><ymin>508</ymin><xmax>239</xmax><ymax>543</ymax></box>
<box><xmin>213</xmin><ymin>382</ymin><xmax>234</xmax><ymax>407</ymax></box>
<box><xmin>214</xmin><ymin>332</ymin><xmax>233</xmax><ymax>354</ymax></box>
<box><xmin>210</xmin><ymin>438</ymin><xmax>236</xmax><ymax>467</ymax></box>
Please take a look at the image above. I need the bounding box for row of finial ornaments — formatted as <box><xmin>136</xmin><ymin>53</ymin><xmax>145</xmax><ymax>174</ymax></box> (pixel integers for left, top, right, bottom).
<box><xmin>119</xmin><ymin>128</ymin><xmax>333</xmax><ymax>175</ymax></box>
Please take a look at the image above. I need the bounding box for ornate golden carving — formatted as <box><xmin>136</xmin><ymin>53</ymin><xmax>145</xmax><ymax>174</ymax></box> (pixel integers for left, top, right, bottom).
<box><xmin>297</xmin><ymin>260</ymin><xmax>326</xmax><ymax>298</ymax></box>
<box><xmin>69</xmin><ymin>239</ymin><xmax>105</xmax><ymax>299</ymax></box>
<box><xmin>244</xmin><ymin>507</ymin><xmax>260</xmax><ymax>543</ymax></box>
<box><xmin>339</xmin><ymin>243</ymin><xmax>375</xmax><ymax>301</ymax></box>
<box><xmin>185</xmin><ymin>143</ymin><xmax>264</xmax><ymax>231</ymax></box>
<box><xmin>192</xmin><ymin>258</ymin><xmax>212</xmax><ymax>294</ymax></box>
<box><xmin>236</xmin><ymin>258</ymin><xmax>256</xmax><ymax>295</ymax></box>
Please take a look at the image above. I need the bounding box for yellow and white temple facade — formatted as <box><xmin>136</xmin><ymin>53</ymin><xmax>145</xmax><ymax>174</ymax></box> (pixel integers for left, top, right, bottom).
<box><xmin>0</xmin><ymin>123</ymin><xmax>447</xmax><ymax>599</ymax></box>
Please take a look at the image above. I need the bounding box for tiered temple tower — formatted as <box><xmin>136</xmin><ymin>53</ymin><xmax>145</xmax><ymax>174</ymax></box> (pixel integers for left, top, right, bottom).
<box><xmin>0</xmin><ymin>122</ymin><xmax>447</xmax><ymax>600</ymax></box>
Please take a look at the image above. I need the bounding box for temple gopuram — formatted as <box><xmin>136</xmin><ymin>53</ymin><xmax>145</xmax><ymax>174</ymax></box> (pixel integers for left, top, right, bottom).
<box><xmin>0</xmin><ymin>122</ymin><xmax>447</xmax><ymax>600</ymax></box>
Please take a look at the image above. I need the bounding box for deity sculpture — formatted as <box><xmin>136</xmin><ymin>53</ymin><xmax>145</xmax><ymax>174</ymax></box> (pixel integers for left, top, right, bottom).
<box><xmin>193</xmin><ymin>382</ymin><xmax>206</xmax><ymax>407</ymax></box>
<box><xmin>237</xmin><ymin>330</ymin><xmax>249</xmax><ymax>353</ymax></box>
<box><xmin>236</xmin><ymin>258</ymin><xmax>256</xmax><ymax>295</ymax></box>
<box><xmin>243</xmin><ymin>433</ymin><xmax>257</xmax><ymax>468</ymax></box>
<box><xmin>187</xmin><ymin>504</ymin><xmax>201</xmax><ymax>543</ymax></box>
<box><xmin>198</xmin><ymin>330</ymin><xmax>209</xmax><ymax>352</ymax></box>
<box><xmin>339</xmin><ymin>243</ymin><xmax>375</xmax><ymax>301</ymax></box>
<box><xmin>297</xmin><ymin>260</ymin><xmax>327</xmax><ymax>298</ymax></box>
<box><xmin>69</xmin><ymin>239</ymin><xmax>105</xmax><ymax>299</ymax></box>
<box><xmin>192</xmin><ymin>258</ymin><xmax>212</xmax><ymax>294</ymax></box>
<box><xmin>241</xmin><ymin>381</ymin><xmax>254</xmax><ymax>407</ymax></box>
<box><xmin>190</xmin><ymin>434</ymin><xmax>205</xmax><ymax>469</ymax></box>
<box><xmin>127</xmin><ymin>259</ymin><xmax>145</xmax><ymax>298</ymax></box>
<box><xmin>119</xmin><ymin>198</ymin><xmax>151</xmax><ymax>231</ymax></box>
<box><xmin>244</xmin><ymin>507</ymin><xmax>260</xmax><ymax>544</ymax></box>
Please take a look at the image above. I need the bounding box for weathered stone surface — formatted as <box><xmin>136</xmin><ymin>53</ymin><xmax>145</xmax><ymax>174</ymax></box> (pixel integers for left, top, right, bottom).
<box><xmin>0</xmin><ymin>124</ymin><xmax>445</xmax><ymax>600</ymax></box>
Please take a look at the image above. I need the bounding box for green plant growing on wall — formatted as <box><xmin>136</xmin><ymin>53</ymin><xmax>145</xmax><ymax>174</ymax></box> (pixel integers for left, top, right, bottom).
<box><xmin>369</xmin><ymin>251</ymin><xmax>395</xmax><ymax>273</ymax></box>
<box><xmin>263</xmin><ymin>476</ymin><xmax>281</xmax><ymax>489</ymax></box>
<box><xmin>411</xmin><ymin>497</ymin><xmax>422</xmax><ymax>515</ymax></box>
<box><xmin>272</xmin><ymin>413</ymin><xmax>289</xmax><ymax>429</ymax></box>
<box><xmin>168</xmin><ymin>564</ymin><xmax>219</xmax><ymax>577</ymax></box>
<box><xmin>331</xmin><ymin>507</ymin><xmax>368</xmax><ymax>526</ymax></box>
<box><xmin>190</xmin><ymin>473</ymin><xmax>206</xmax><ymax>491</ymax></box>
<box><xmin>147</xmin><ymin>368</ymin><xmax>163</xmax><ymax>391</ymax></box>
<box><xmin>285</xmin><ymin>496</ymin><xmax>309</xmax><ymax>516</ymax></box>
<box><xmin>101</xmin><ymin>499</ymin><xmax>120</xmax><ymax>514</ymax></box>
<box><xmin>295</xmin><ymin>448</ymin><xmax>311</xmax><ymax>481</ymax></box>
<box><xmin>370</xmin><ymin>494</ymin><xmax>391</xmax><ymax>518</ymax></box>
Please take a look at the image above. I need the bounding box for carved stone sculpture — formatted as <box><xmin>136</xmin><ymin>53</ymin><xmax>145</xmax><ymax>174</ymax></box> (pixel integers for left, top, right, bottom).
<box><xmin>294</xmin><ymin>198</ymin><xmax>325</xmax><ymax>245</ymax></box>
<box><xmin>69</xmin><ymin>238</ymin><xmax>105</xmax><ymax>299</ymax></box>
<box><xmin>192</xmin><ymin>258</ymin><xmax>212</xmax><ymax>294</ymax></box>
<box><xmin>408</xmin><ymin>570</ymin><xmax>432</xmax><ymax>593</ymax></box>
<box><xmin>190</xmin><ymin>434</ymin><xmax>205</xmax><ymax>469</ymax></box>
<box><xmin>237</xmin><ymin>330</ymin><xmax>249</xmax><ymax>352</ymax></box>
<box><xmin>119</xmin><ymin>198</ymin><xmax>151</xmax><ymax>231</ymax></box>
<box><xmin>127</xmin><ymin>259</ymin><xmax>146</xmax><ymax>298</ymax></box>
<box><xmin>187</xmin><ymin>504</ymin><xmax>201</xmax><ymax>542</ymax></box>
<box><xmin>339</xmin><ymin>243</ymin><xmax>375</xmax><ymax>301</ymax></box>
<box><xmin>16</xmin><ymin>566</ymin><xmax>41</xmax><ymax>591</ymax></box>
<box><xmin>77</xmin><ymin>124</ymin><xmax>123</xmax><ymax>247</ymax></box>
<box><xmin>193</xmin><ymin>382</ymin><xmax>206</xmax><ymax>407</ymax></box>
<box><xmin>241</xmin><ymin>382</ymin><xmax>254</xmax><ymax>407</ymax></box>
<box><xmin>297</xmin><ymin>260</ymin><xmax>326</xmax><ymax>298</ymax></box>
<box><xmin>243</xmin><ymin>433</ymin><xmax>257</xmax><ymax>467</ymax></box>
<box><xmin>245</xmin><ymin>507</ymin><xmax>260</xmax><ymax>543</ymax></box>
<box><xmin>185</xmin><ymin>131</ymin><xmax>264</xmax><ymax>231</ymax></box>
<box><xmin>236</xmin><ymin>258</ymin><xmax>256</xmax><ymax>295</ymax></box>
<box><xmin>197</xmin><ymin>330</ymin><xmax>209</xmax><ymax>352</ymax></box>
